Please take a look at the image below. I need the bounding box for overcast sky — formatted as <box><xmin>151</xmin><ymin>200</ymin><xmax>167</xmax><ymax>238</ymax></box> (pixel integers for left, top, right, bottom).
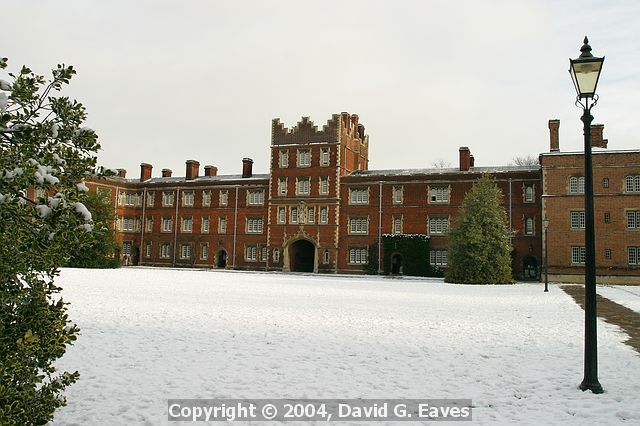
<box><xmin>4</xmin><ymin>1</ymin><xmax>639</xmax><ymax>176</ymax></box>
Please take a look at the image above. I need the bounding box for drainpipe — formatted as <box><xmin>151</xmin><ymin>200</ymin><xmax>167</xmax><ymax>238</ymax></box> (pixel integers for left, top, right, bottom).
<box><xmin>140</xmin><ymin>188</ymin><xmax>147</xmax><ymax>265</ymax></box>
<box><xmin>172</xmin><ymin>188</ymin><xmax>180</xmax><ymax>267</ymax></box>
<box><xmin>232</xmin><ymin>185</ymin><xmax>239</xmax><ymax>267</ymax></box>
<box><xmin>378</xmin><ymin>181</ymin><xmax>382</xmax><ymax>274</ymax></box>
<box><xmin>508</xmin><ymin>178</ymin><xmax>513</xmax><ymax>247</ymax></box>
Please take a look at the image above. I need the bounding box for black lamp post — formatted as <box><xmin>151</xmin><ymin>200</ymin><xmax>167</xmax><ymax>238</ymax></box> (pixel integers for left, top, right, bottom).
<box><xmin>569</xmin><ymin>36</ymin><xmax>604</xmax><ymax>394</ymax></box>
<box><xmin>543</xmin><ymin>218</ymin><xmax>549</xmax><ymax>292</ymax></box>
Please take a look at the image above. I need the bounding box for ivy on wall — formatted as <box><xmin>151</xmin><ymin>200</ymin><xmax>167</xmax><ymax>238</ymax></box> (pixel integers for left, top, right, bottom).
<box><xmin>371</xmin><ymin>234</ymin><xmax>441</xmax><ymax>277</ymax></box>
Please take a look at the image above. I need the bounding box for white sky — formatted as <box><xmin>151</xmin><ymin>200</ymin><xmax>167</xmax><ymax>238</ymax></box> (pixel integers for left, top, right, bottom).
<box><xmin>3</xmin><ymin>1</ymin><xmax>639</xmax><ymax>176</ymax></box>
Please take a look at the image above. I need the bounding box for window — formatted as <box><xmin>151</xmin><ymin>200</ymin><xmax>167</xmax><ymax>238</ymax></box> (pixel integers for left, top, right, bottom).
<box><xmin>323</xmin><ymin>250</ymin><xmax>330</xmax><ymax>264</ymax></box>
<box><xmin>320</xmin><ymin>207</ymin><xmax>328</xmax><ymax>224</ymax></box>
<box><xmin>602</xmin><ymin>178</ymin><xmax>609</xmax><ymax>189</ymax></box>
<box><xmin>430</xmin><ymin>249</ymin><xmax>448</xmax><ymax>266</ymax></box>
<box><xmin>629</xmin><ymin>247</ymin><xmax>640</xmax><ymax>265</ymax></box>
<box><xmin>393</xmin><ymin>216</ymin><xmax>402</xmax><ymax>234</ymax></box>
<box><xmin>604</xmin><ymin>212</ymin><xmax>611</xmax><ymax>224</ymax></box>
<box><xmin>524</xmin><ymin>185</ymin><xmax>534</xmax><ymax>202</ymax></box>
<box><xmin>572</xmin><ymin>246</ymin><xmax>586</xmax><ymax>264</ymax></box>
<box><xmin>626</xmin><ymin>175</ymin><xmax>640</xmax><ymax>193</ymax></box>
<box><xmin>393</xmin><ymin>186</ymin><xmax>403</xmax><ymax>204</ymax></box>
<box><xmin>307</xmin><ymin>207</ymin><xmax>315</xmax><ymax>224</ymax></box>
<box><xmin>571</xmin><ymin>211</ymin><xmax>585</xmax><ymax>229</ymax></box>
<box><xmin>297</xmin><ymin>149</ymin><xmax>311</xmax><ymax>167</ymax></box>
<box><xmin>297</xmin><ymin>178</ymin><xmax>310</xmax><ymax>195</ymax></box>
<box><xmin>145</xmin><ymin>217</ymin><xmax>153</xmax><ymax>232</ymax></box>
<box><xmin>201</xmin><ymin>244</ymin><xmax>209</xmax><ymax>261</ymax></box>
<box><xmin>247</xmin><ymin>190</ymin><xmax>264</xmax><ymax>206</ymax></box>
<box><xmin>278</xmin><ymin>178</ymin><xmax>287</xmax><ymax>196</ymax></box>
<box><xmin>350</xmin><ymin>188</ymin><xmax>369</xmax><ymax>204</ymax></box>
<box><xmin>429</xmin><ymin>217</ymin><xmax>449</xmax><ymax>235</ymax></box>
<box><xmin>180</xmin><ymin>244</ymin><xmax>191</xmax><ymax>259</ymax></box>
<box><xmin>278</xmin><ymin>207</ymin><xmax>286</xmax><ymax>224</ymax></box>
<box><xmin>181</xmin><ymin>217</ymin><xmax>193</xmax><ymax>233</ymax></box>
<box><xmin>279</xmin><ymin>150</ymin><xmax>289</xmax><ymax>168</ymax></box>
<box><xmin>261</xmin><ymin>246</ymin><xmax>268</xmax><ymax>262</ymax></box>
<box><xmin>162</xmin><ymin>192</ymin><xmax>174</xmax><ymax>207</ymax></box>
<box><xmin>273</xmin><ymin>248</ymin><xmax>280</xmax><ymax>263</ymax></box>
<box><xmin>626</xmin><ymin>210</ymin><xmax>640</xmax><ymax>229</ymax></box>
<box><xmin>348</xmin><ymin>247</ymin><xmax>368</xmax><ymax>264</ymax></box>
<box><xmin>143</xmin><ymin>192</ymin><xmax>153</xmax><ymax>208</ymax></box>
<box><xmin>247</xmin><ymin>217</ymin><xmax>263</xmax><ymax>233</ymax></box>
<box><xmin>604</xmin><ymin>248</ymin><xmax>612</xmax><ymax>260</ymax></box>
<box><xmin>125</xmin><ymin>193</ymin><xmax>137</xmax><ymax>206</ymax></box>
<box><xmin>122</xmin><ymin>241</ymin><xmax>132</xmax><ymax>256</ymax></box>
<box><xmin>144</xmin><ymin>242</ymin><xmax>152</xmax><ymax>258</ymax></box>
<box><xmin>201</xmin><ymin>217</ymin><xmax>210</xmax><ymax>233</ymax></box>
<box><xmin>321</xmin><ymin>148</ymin><xmax>330</xmax><ymax>166</ymax></box>
<box><xmin>182</xmin><ymin>192</ymin><xmax>194</xmax><ymax>207</ymax></box>
<box><xmin>524</xmin><ymin>217</ymin><xmax>534</xmax><ymax>235</ymax></box>
<box><xmin>320</xmin><ymin>177</ymin><xmax>329</xmax><ymax>195</ymax></box>
<box><xmin>429</xmin><ymin>186</ymin><xmax>449</xmax><ymax>203</ymax></box>
<box><xmin>123</xmin><ymin>217</ymin><xmax>134</xmax><ymax>232</ymax></box>
<box><xmin>291</xmin><ymin>207</ymin><xmax>298</xmax><ymax>224</ymax></box>
<box><xmin>219</xmin><ymin>190</ymin><xmax>228</xmax><ymax>206</ymax></box>
<box><xmin>202</xmin><ymin>191</ymin><xmax>211</xmax><ymax>207</ymax></box>
<box><xmin>162</xmin><ymin>217</ymin><xmax>172</xmax><ymax>232</ymax></box>
<box><xmin>349</xmin><ymin>217</ymin><xmax>368</xmax><ymax>234</ymax></box>
<box><xmin>160</xmin><ymin>243</ymin><xmax>171</xmax><ymax>259</ymax></box>
<box><xmin>218</xmin><ymin>217</ymin><xmax>227</xmax><ymax>234</ymax></box>
<box><xmin>569</xmin><ymin>176</ymin><xmax>585</xmax><ymax>194</ymax></box>
<box><xmin>246</xmin><ymin>245</ymin><xmax>257</xmax><ymax>261</ymax></box>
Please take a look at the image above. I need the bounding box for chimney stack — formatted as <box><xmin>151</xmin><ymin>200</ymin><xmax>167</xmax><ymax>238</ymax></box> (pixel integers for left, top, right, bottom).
<box><xmin>459</xmin><ymin>147</ymin><xmax>471</xmax><ymax>171</ymax></box>
<box><xmin>162</xmin><ymin>168</ymin><xmax>172</xmax><ymax>178</ymax></box>
<box><xmin>469</xmin><ymin>155</ymin><xmax>475</xmax><ymax>168</ymax></box>
<box><xmin>140</xmin><ymin>163</ymin><xmax>152</xmax><ymax>182</ymax></box>
<box><xmin>591</xmin><ymin>124</ymin><xmax>607</xmax><ymax>148</ymax></box>
<box><xmin>204</xmin><ymin>165</ymin><xmax>218</xmax><ymax>177</ymax></box>
<box><xmin>242</xmin><ymin>158</ymin><xmax>253</xmax><ymax>178</ymax></box>
<box><xmin>549</xmin><ymin>119</ymin><xmax>560</xmax><ymax>152</ymax></box>
<box><xmin>185</xmin><ymin>160</ymin><xmax>200</xmax><ymax>180</ymax></box>
<box><xmin>117</xmin><ymin>168</ymin><xmax>127</xmax><ymax>178</ymax></box>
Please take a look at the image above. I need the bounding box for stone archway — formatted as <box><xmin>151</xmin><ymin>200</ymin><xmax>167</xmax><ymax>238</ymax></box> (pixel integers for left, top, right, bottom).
<box><xmin>289</xmin><ymin>239</ymin><xmax>315</xmax><ymax>272</ymax></box>
<box><xmin>217</xmin><ymin>250</ymin><xmax>227</xmax><ymax>268</ymax></box>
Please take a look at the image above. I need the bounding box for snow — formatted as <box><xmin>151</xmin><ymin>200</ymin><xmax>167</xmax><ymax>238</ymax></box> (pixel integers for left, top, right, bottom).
<box><xmin>0</xmin><ymin>79</ymin><xmax>11</xmax><ymax>91</ymax></box>
<box><xmin>72</xmin><ymin>202</ymin><xmax>91</xmax><ymax>221</ymax></box>
<box><xmin>35</xmin><ymin>204</ymin><xmax>52</xmax><ymax>218</ymax></box>
<box><xmin>597</xmin><ymin>285</ymin><xmax>640</xmax><ymax>314</ymax></box>
<box><xmin>0</xmin><ymin>92</ymin><xmax>7</xmax><ymax>112</ymax></box>
<box><xmin>51</xmin><ymin>269</ymin><xmax>640</xmax><ymax>425</ymax></box>
<box><xmin>51</xmin><ymin>124</ymin><xmax>59</xmax><ymax>138</ymax></box>
<box><xmin>35</xmin><ymin>165</ymin><xmax>59</xmax><ymax>185</ymax></box>
<box><xmin>76</xmin><ymin>181</ymin><xmax>89</xmax><ymax>192</ymax></box>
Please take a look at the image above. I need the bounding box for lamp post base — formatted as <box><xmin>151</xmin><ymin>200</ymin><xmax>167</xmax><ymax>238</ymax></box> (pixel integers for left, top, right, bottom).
<box><xmin>579</xmin><ymin>380</ymin><xmax>604</xmax><ymax>394</ymax></box>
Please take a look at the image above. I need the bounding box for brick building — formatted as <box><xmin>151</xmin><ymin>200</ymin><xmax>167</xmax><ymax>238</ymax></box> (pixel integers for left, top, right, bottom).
<box><xmin>81</xmin><ymin>112</ymin><xmax>638</xmax><ymax>283</ymax></box>
<box><xmin>541</xmin><ymin>120</ymin><xmax>640</xmax><ymax>284</ymax></box>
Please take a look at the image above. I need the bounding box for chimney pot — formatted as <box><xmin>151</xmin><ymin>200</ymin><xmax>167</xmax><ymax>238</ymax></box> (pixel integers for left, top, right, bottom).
<box><xmin>242</xmin><ymin>158</ymin><xmax>253</xmax><ymax>178</ymax></box>
<box><xmin>459</xmin><ymin>147</ymin><xmax>471</xmax><ymax>171</ymax></box>
<box><xmin>162</xmin><ymin>168</ymin><xmax>172</xmax><ymax>178</ymax></box>
<box><xmin>185</xmin><ymin>160</ymin><xmax>200</xmax><ymax>180</ymax></box>
<box><xmin>549</xmin><ymin>119</ymin><xmax>560</xmax><ymax>152</ymax></box>
<box><xmin>140</xmin><ymin>163</ymin><xmax>152</xmax><ymax>182</ymax></box>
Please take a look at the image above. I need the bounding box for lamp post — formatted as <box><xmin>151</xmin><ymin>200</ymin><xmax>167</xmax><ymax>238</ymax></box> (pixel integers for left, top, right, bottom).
<box><xmin>543</xmin><ymin>218</ymin><xmax>549</xmax><ymax>292</ymax></box>
<box><xmin>569</xmin><ymin>36</ymin><xmax>604</xmax><ymax>394</ymax></box>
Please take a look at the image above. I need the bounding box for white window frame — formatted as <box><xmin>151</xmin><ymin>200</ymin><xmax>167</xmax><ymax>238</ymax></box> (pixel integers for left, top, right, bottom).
<box><xmin>524</xmin><ymin>217</ymin><xmax>534</xmax><ymax>235</ymax></box>
<box><xmin>524</xmin><ymin>184</ymin><xmax>534</xmax><ymax>202</ymax></box>
<box><xmin>278</xmin><ymin>207</ymin><xmax>286</xmax><ymax>224</ymax></box>
<box><xmin>218</xmin><ymin>217</ymin><xmax>227</xmax><ymax>234</ymax></box>
<box><xmin>162</xmin><ymin>217</ymin><xmax>173</xmax><ymax>232</ymax></box>
<box><xmin>247</xmin><ymin>217</ymin><xmax>263</xmax><ymax>234</ymax></box>
<box><xmin>572</xmin><ymin>246</ymin><xmax>586</xmax><ymax>264</ymax></box>
<box><xmin>320</xmin><ymin>148</ymin><xmax>330</xmax><ymax>166</ymax></box>
<box><xmin>291</xmin><ymin>207</ymin><xmax>298</xmax><ymax>224</ymax></box>
<box><xmin>201</xmin><ymin>217</ymin><xmax>210</xmax><ymax>233</ymax></box>
<box><xmin>348</xmin><ymin>247</ymin><xmax>368</xmax><ymax>265</ymax></box>
<box><xmin>247</xmin><ymin>190</ymin><xmax>264</xmax><ymax>206</ymax></box>
<box><xmin>279</xmin><ymin>150</ymin><xmax>289</xmax><ymax>168</ymax></box>
<box><xmin>307</xmin><ymin>207</ymin><xmax>315</xmax><ymax>224</ymax></box>
<box><xmin>278</xmin><ymin>178</ymin><xmax>288</xmax><ymax>196</ymax></box>
<box><xmin>246</xmin><ymin>245</ymin><xmax>257</xmax><ymax>261</ymax></box>
<box><xmin>160</xmin><ymin>243</ymin><xmax>171</xmax><ymax>259</ymax></box>
<box><xmin>320</xmin><ymin>207</ymin><xmax>328</xmax><ymax>224</ymax></box>
<box><xmin>145</xmin><ymin>217</ymin><xmax>153</xmax><ymax>232</ymax></box>
<box><xmin>625</xmin><ymin>175</ymin><xmax>640</xmax><ymax>193</ymax></box>
<box><xmin>349</xmin><ymin>217</ymin><xmax>368</xmax><ymax>234</ymax></box>
<box><xmin>297</xmin><ymin>149</ymin><xmax>311</xmax><ymax>167</ymax></box>
<box><xmin>430</xmin><ymin>249</ymin><xmax>448</xmax><ymax>266</ymax></box>
<box><xmin>182</xmin><ymin>191</ymin><xmax>194</xmax><ymax>207</ymax></box>
<box><xmin>570</xmin><ymin>176</ymin><xmax>585</xmax><ymax>194</ymax></box>
<box><xmin>429</xmin><ymin>186</ymin><xmax>450</xmax><ymax>204</ymax></box>
<box><xmin>201</xmin><ymin>243</ymin><xmax>209</xmax><ymax>261</ymax></box>
<box><xmin>146</xmin><ymin>192</ymin><xmax>155</xmax><ymax>207</ymax></box>
<box><xmin>144</xmin><ymin>242</ymin><xmax>152</xmax><ymax>258</ymax></box>
<box><xmin>296</xmin><ymin>177</ymin><xmax>310</xmax><ymax>196</ymax></box>
<box><xmin>628</xmin><ymin>247</ymin><xmax>640</xmax><ymax>265</ymax></box>
<box><xmin>219</xmin><ymin>190</ymin><xmax>228</xmax><ymax>207</ymax></box>
<box><xmin>393</xmin><ymin>186</ymin><xmax>403</xmax><ymax>204</ymax></box>
<box><xmin>626</xmin><ymin>210</ymin><xmax>640</xmax><ymax>229</ymax></box>
<box><xmin>162</xmin><ymin>191</ymin><xmax>174</xmax><ymax>207</ymax></box>
<box><xmin>429</xmin><ymin>216</ymin><xmax>449</xmax><ymax>235</ymax></box>
<box><xmin>180</xmin><ymin>244</ymin><xmax>191</xmax><ymax>260</ymax></box>
<box><xmin>320</xmin><ymin>177</ymin><xmax>329</xmax><ymax>195</ymax></box>
<box><xmin>571</xmin><ymin>211</ymin><xmax>586</xmax><ymax>229</ymax></box>
<box><xmin>349</xmin><ymin>187</ymin><xmax>369</xmax><ymax>205</ymax></box>
<box><xmin>202</xmin><ymin>190</ymin><xmax>211</xmax><ymax>207</ymax></box>
<box><xmin>392</xmin><ymin>216</ymin><xmax>402</xmax><ymax>234</ymax></box>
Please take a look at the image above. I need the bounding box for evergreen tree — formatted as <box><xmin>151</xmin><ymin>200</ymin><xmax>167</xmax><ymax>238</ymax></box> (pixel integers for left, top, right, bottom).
<box><xmin>1</xmin><ymin>57</ymin><xmax>106</xmax><ymax>424</ymax></box>
<box><xmin>445</xmin><ymin>174</ymin><xmax>514</xmax><ymax>284</ymax></box>
<box><xmin>66</xmin><ymin>190</ymin><xmax>120</xmax><ymax>268</ymax></box>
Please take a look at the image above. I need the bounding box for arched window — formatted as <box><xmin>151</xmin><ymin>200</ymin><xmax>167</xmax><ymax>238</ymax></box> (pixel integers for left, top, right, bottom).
<box><xmin>569</xmin><ymin>176</ymin><xmax>585</xmax><ymax>194</ymax></box>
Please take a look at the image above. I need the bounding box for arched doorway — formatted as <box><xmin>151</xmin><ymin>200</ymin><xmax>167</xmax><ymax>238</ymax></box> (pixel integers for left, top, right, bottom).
<box><xmin>289</xmin><ymin>239</ymin><xmax>315</xmax><ymax>272</ymax></box>
<box><xmin>217</xmin><ymin>250</ymin><xmax>227</xmax><ymax>268</ymax></box>
<box><xmin>391</xmin><ymin>253</ymin><xmax>403</xmax><ymax>274</ymax></box>
<box><xmin>523</xmin><ymin>255</ymin><xmax>538</xmax><ymax>280</ymax></box>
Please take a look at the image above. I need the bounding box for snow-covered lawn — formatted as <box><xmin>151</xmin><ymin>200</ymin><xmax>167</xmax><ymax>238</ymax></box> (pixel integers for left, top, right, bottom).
<box><xmin>597</xmin><ymin>285</ymin><xmax>640</xmax><ymax>314</ymax></box>
<box><xmin>51</xmin><ymin>268</ymin><xmax>640</xmax><ymax>425</ymax></box>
